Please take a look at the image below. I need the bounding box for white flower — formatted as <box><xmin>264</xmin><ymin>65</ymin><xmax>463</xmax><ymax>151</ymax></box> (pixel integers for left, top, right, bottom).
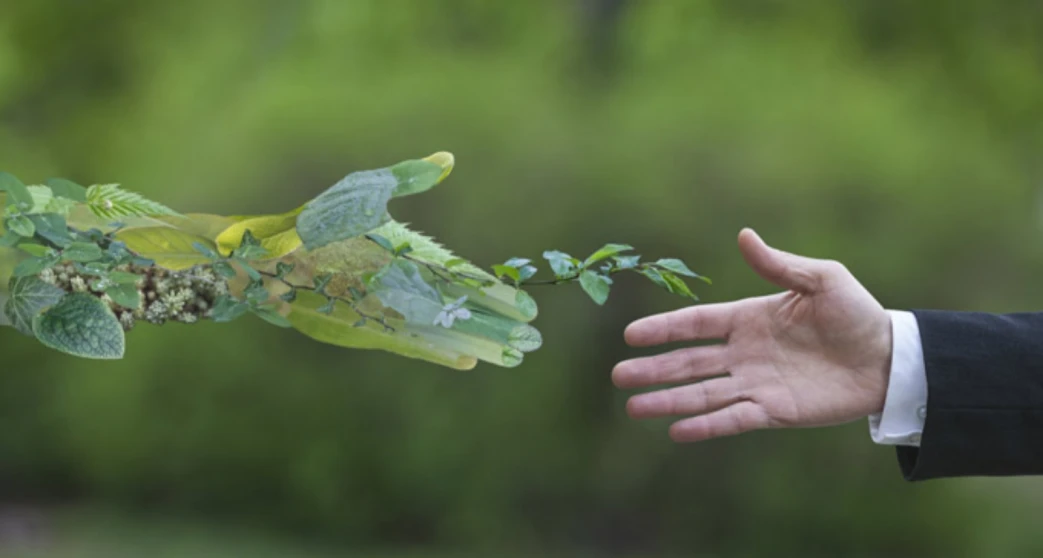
<box><xmin>433</xmin><ymin>296</ymin><xmax>472</xmax><ymax>328</ymax></box>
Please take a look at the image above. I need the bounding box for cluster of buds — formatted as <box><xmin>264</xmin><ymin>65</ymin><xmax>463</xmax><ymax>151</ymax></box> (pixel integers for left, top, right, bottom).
<box><xmin>38</xmin><ymin>263</ymin><xmax>229</xmax><ymax>331</ymax></box>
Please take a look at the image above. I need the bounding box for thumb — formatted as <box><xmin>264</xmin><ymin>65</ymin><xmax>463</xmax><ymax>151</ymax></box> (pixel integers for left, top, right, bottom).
<box><xmin>738</xmin><ymin>228</ymin><xmax>831</xmax><ymax>293</ymax></box>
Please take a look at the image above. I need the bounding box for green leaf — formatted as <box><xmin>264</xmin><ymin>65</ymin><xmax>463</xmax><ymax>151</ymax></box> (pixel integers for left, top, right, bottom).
<box><xmin>639</xmin><ymin>267</ymin><xmax>669</xmax><ymax>289</ymax></box>
<box><xmin>45</xmin><ymin>177</ymin><xmax>88</xmax><ymax>202</ymax></box>
<box><xmin>317</xmin><ymin>298</ymin><xmax>336</xmax><ymax>315</ymax></box>
<box><xmin>654</xmin><ymin>258</ymin><xmax>704</xmax><ymax>280</ymax></box>
<box><xmin>543</xmin><ymin>250</ymin><xmax>577</xmax><ymax>277</ymax></box>
<box><xmin>579</xmin><ymin>270</ymin><xmax>611</xmax><ymax>305</ymax></box>
<box><xmin>13</xmin><ymin>255</ymin><xmax>58</xmax><ymax>278</ymax></box>
<box><xmin>4</xmin><ymin>275</ymin><xmax>65</xmax><ymax>336</ymax></box>
<box><xmin>25</xmin><ymin>185</ymin><xmax>54</xmax><ymax>214</ymax></box>
<box><xmin>366</xmin><ymin>234</ymin><xmax>395</xmax><ymax>253</ymax></box>
<box><xmin>583</xmin><ymin>243</ymin><xmax>633</xmax><ymax>267</ymax></box>
<box><xmin>17</xmin><ymin>243</ymin><xmax>53</xmax><ymax>258</ymax></box>
<box><xmin>0</xmin><ymin>231</ymin><xmax>20</xmax><ymax>247</ymax></box>
<box><xmin>85</xmin><ymin>183</ymin><xmax>179</xmax><ymax>220</ymax></box>
<box><xmin>297</xmin><ymin>169</ymin><xmax>397</xmax><ymax>250</ymax></box>
<box><xmin>113</xmin><ymin>227</ymin><xmax>215</xmax><ymax>270</ymax></box>
<box><xmin>274</xmin><ymin>262</ymin><xmax>294</xmax><ymax>279</ymax></box>
<box><xmin>251</xmin><ymin>305</ymin><xmax>292</xmax><ymax>328</ymax></box>
<box><xmin>107</xmin><ymin>273</ymin><xmax>141</xmax><ymax>285</ymax></box>
<box><xmin>286</xmin><ymin>290</ymin><xmax>476</xmax><ymax>370</ymax></box>
<box><xmin>659</xmin><ymin>270</ymin><xmax>699</xmax><ymax>300</ymax></box>
<box><xmin>503</xmin><ymin>257</ymin><xmax>531</xmax><ymax>268</ymax></box>
<box><xmin>243</xmin><ymin>282</ymin><xmax>270</xmax><ymax>306</ymax></box>
<box><xmin>0</xmin><ymin>172</ymin><xmax>32</xmax><ymax>209</ymax></box>
<box><xmin>62</xmin><ymin>242</ymin><xmax>104</xmax><ymax>262</ymax></box>
<box><xmin>212</xmin><ymin>261</ymin><xmax>237</xmax><ymax>278</ymax></box>
<box><xmin>393</xmin><ymin>242</ymin><xmax>413</xmax><ymax>256</ymax></box>
<box><xmin>296</xmin><ymin>153</ymin><xmax>455</xmax><ymax>250</ymax></box>
<box><xmin>389</xmin><ymin>154</ymin><xmax>453</xmax><ymax>197</ymax></box>
<box><xmin>279</xmin><ymin>288</ymin><xmax>297</xmax><ymax>303</ymax></box>
<box><xmin>191</xmin><ymin>242</ymin><xmax>219</xmax><ymax>259</ymax></box>
<box><xmin>32</xmin><ymin>293</ymin><xmax>125</xmax><ymax>359</ymax></box>
<box><xmin>445</xmin><ymin>258</ymin><xmax>467</xmax><ymax>268</ymax></box>
<box><xmin>613</xmin><ymin>255</ymin><xmax>641</xmax><ymax>269</ymax></box>
<box><xmin>30</xmin><ymin>214</ymin><xmax>74</xmax><ymax>247</ymax></box>
<box><xmin>6</xmin><ymin>215</ymin><xmax>35</xmax><ymax>237</ymax></box>
<box><xmin>210</xmin><ymin>295</ymin><xmax>249</xmax><ymax>322</ymax></box>
<box><xmin>106</xmin><ymin>283</ymin><xmax>142</xmax><ymax>309</ymax></box>
<box><xmin>517</xmin><ymin>265</ymin><xmax>538</xmax><ymax>282</ymax></box>
<box><xmin>370</xmin><ymin>259</ymin><xmax>443</xmax><ymax>324</ymax></box>
<box><xmin>492</xmin><ymin>265</ymin><xmax>521</xmax><ymax>283</ymax></box>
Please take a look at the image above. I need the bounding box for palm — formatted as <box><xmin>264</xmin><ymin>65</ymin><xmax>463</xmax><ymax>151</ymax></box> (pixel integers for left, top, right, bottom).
<box><xmin>613</xmin><ymin>230</ymin><xmax>892</xmax><ymax>442</ymax></box>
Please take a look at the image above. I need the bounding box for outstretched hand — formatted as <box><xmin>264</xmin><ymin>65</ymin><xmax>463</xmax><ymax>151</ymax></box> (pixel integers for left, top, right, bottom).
<box><xmin>613</xmin><ymin>229</ymin><xmax>893</xmax><ymax>442</ymax></box>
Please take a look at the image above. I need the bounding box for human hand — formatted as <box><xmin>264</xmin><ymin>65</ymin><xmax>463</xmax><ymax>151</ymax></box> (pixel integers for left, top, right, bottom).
<box><xmin>612</xmin><ymin>229</ymin><xmax>893</xmax><ymax>442</ymax></box>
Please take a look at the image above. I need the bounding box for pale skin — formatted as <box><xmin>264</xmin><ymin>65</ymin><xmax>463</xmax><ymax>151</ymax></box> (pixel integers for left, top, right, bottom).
<box><xmin>613</xmin><ymin>228</ymin><xmax>894</xmax><ymax>442</ymax></box>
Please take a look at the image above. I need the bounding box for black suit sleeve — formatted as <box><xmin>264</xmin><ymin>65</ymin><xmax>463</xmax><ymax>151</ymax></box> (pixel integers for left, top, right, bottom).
<box><xmin>897</xmin><ymin>310</ymin><xmax>1043</xmax><ymax>480</ymax></box>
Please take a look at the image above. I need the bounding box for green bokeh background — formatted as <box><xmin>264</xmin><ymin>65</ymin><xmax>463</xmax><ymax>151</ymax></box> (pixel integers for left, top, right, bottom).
<box><xmin>3</xmin><ymin>1</ymin><xmax>1043</xmax><ymax>556</ymax></box>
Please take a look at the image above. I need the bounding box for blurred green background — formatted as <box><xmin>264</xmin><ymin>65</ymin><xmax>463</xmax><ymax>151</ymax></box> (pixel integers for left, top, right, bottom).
<box><xmin>2</xmin><ymin>1</ymin><xmax>1043</xmax><ymax>556</ymax></box>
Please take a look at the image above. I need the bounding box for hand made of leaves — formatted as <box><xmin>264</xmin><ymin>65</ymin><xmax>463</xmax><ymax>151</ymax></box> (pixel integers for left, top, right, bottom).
<box><xmin>0</xmin><ymin>153</ymin><xmax>708</xmax><ymax>369</ymax></box>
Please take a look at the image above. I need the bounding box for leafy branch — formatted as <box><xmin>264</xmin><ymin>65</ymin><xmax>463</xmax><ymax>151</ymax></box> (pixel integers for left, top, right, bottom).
<box><xmin>0</xmin><ymin>151</ymin><xmax>711</xmax><ymax>368</ymax></box>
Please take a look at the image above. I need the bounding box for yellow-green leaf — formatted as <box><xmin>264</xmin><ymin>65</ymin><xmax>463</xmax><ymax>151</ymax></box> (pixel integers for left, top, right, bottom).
<box><xmin>215</xmin><ymin>207</ymin><xmax>303</xmax><ymax>259</ymax></box>
<box><xmin>287</xmin><ymin>290</ymin><xmax>477</xmax><ymax>370</ymax></box>
<box><xmin>114</xmin><ymin>227</ymin><xmax>216</xmax><ymax>270</ymax></box>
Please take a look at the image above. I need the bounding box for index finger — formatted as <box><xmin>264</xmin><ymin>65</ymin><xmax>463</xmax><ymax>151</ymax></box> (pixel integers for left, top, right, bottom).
<box><xmin>624</xmin><ymin>302</ymin><xmax>738</xmax><ymax>347</ymax></box>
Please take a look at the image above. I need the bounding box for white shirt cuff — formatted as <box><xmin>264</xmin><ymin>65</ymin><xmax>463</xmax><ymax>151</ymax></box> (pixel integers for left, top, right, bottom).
<box><xmin>868</xmin><ymin>310</ymin><xmax>927</xmax><ymax>446</ymax></box>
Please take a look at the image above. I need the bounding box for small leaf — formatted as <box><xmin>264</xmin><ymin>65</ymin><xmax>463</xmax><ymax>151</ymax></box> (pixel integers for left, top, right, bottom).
<box><xmin>107</xmin><ymin>271</ymin><xmax>141</xmax><ymax>285</ymax></box>
<box><xmin>542</xmin><ymin>250</ymin><xmax>577</xmax><ymax>277</ymax></box>
<box><xmin>13</xmin><ymin>255</ymin><xmax>58</xmax><ymax>278</ymax></box>
<box><xmin>366</xmin><ymin>234</ymin><xmax>395</xmax><ymax>253</ymax></box>
<box><xmin>243</xmin><ymin>282</ymin><xmax>270</xmax><ymax>306</ymax></box>
<box><xmin>17</xmin><ymin>243</ymin><xmax>53</xmax><ymax>258</ymax></box>
<box><xmin>503</xmin><ymin>257</ymin><xmax>531</xmax><ymax>268</ymax></box>
<box><xmin>192</xmin><ymin>242</ymin><xmax>219</xmax><ymax>259</ymax></box>
<box><xmin>393</xmin><ymin>242</ymin><xmax>413</xmax><ymax>256</ymax></box>
<box><xmin>106</xmin><ymin>283</ymin><xmax>142</xmax><ymax>309</ymax></box>
<box><xmin>639</xmin><ymin>267</ymin><xmax>669</xmax><ymax>289</ymax></box>
<box><xmin>0</xmin><ymin>231</ymin><xmax>21</xmax><ymax>247</ymax></box>
<box><xmin>517</xmin><ymin>265</ymin><xmax>538</xmax><ymax>282</ymax></box>
<box><xmin>279</xmin><ymin>288</ymin><xmax>298</xmax><ymax>303</ymax></box>
<box><xmin>4</xmin><ymin>275</ymin><xmax>65</xmax><ymax>336</ymax></box>
<box><xmin>313</xmin><ymin>273</ymin><xmax>333</xmax><ymax>293</ymax></box>
<box><xmin>45</xmin><ymin>177</ymin><xmax>88</xmax><ymax>202</ymax></box>
<box><xmin>317</xmin><ymin>298</ymin><xmax>337</xmax><ymax>315</ymax></box>
<box><xmin>492</xmin><ymin>265</ymin><xmax>521</xmax><ymax>283</ymax></box>
<box><xmin>274</xmin><ymin>262</ymin><xmax>294</xmax><ymax>279</ymax></box>
<box><xmin>32</xmin><ymin>293</ymin><xmax>125</xmax><ymax>359</ymax></box>
<box><xmin>210</xmin><ymin>295</ymin><xmax>249</xmax><ymax>322</ymax></box>
<box><xmin>654</xmin><ymin>258</ymin><xmax>702</xmax><ymax>279</ymax></box>
<box><xmin>62</xmin><ymin>242</ymin><xmax>104</xmax><ymax>262</ymax></box>
<box><xmin>0</xmin><ymin>172</ymin><xmax>33</xmax><ymax>209</ymax></box>
<box><xmin>212</xmin><ymin>261</ymin><xmax>237</xmax><ymax>278</ymax></box>
<box><xmin>6</xmin><ymin>215</ymin><xmax>35</xmax><ymax>237</ymax></box>
<box><xmin>25</xmin><ymin>185</ymin><xmax>54</xmax><ymax>214</ymax></box>
<box><xmin>85</xmin><ymin>183</ymin><xmax>179</xmax><ymax>219</ymax></box>
<box><xmin>30</xmin><ymin>213</ymin><xmax>73</xmax><ymax>247</ymax></box>
<box><xmin>613</xmin><ymin>255</ymin><xmax>641</xmax><ymax>269</ymax></box>
<box><xmin>659</xmin><ymin>270</ymin><xmax>699</xmax><ymax>300</ymax></box>
<box><xmin>584</xmin><ymin>243</ymin><xmax>633</xmax><ymax>267</ymax></box>
<box><xmin>389</xmin><ymin>154</ymin><xmax>454</xmax><ymax>197</ymax></box>
<box><xmin>445</xmin><ymin>258</ymin><xmax>467</xmax><ymax>268</ymax></box>
<box><xmin>579</xmin><ymin>270</ymin><xmax>611</xmax><ymax>305</ymax></box>
<box><xmin>239</xmin><ymin>262</ymin><xmax>262</xmax><ymax>282</ymax></box>
<box><xmin>251</xmin><ymin>305</ymin><xmax>292</xmax><ymax>328</ymax></box>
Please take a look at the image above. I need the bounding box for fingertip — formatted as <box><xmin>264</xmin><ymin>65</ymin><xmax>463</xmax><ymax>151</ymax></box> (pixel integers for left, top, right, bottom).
<box><xmin>623</xmin><ymin>319</ymin><xmax>655</xmax><ymax>347</ymax></box>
